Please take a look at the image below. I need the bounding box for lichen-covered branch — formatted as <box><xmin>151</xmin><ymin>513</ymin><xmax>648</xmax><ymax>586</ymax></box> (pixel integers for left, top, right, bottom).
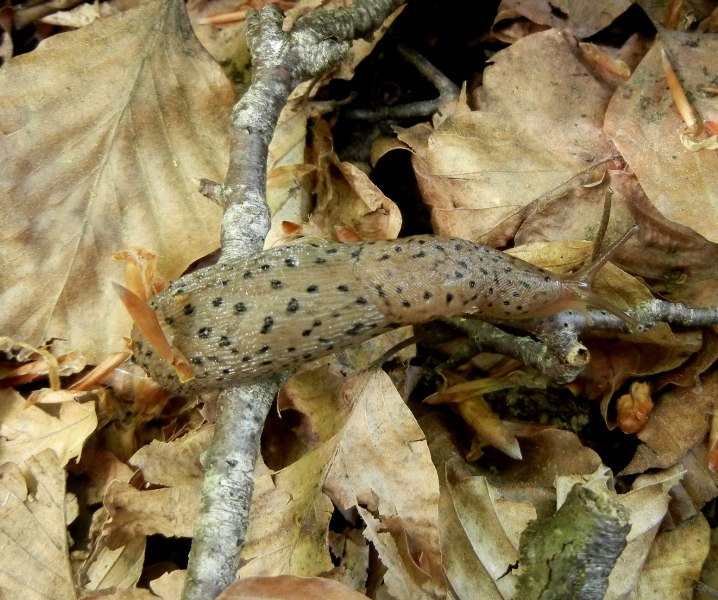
<box><xmin>517</xmin><ymin>484</ymin><xmax>630</xmax><ymax>600</ymax></box>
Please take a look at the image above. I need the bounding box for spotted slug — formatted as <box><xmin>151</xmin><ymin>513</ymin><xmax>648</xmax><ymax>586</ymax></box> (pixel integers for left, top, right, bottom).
<box><xmin>131</xmin><ymin>235</ymin><xmax>624</xmax><ymax>393</ymax></box>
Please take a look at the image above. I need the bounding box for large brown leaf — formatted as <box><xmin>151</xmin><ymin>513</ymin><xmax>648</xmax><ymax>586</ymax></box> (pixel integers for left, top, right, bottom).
<box><xmin>0</xmin><ymin>0</ymin><xmax>232</xmax><ymax>362</ymax></box>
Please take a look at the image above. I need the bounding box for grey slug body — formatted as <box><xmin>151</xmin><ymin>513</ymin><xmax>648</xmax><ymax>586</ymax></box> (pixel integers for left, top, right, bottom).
<box><xmin>132</xmin><ymin>235</ymin><xmax>583</xmax><ymax>392</ymax></box>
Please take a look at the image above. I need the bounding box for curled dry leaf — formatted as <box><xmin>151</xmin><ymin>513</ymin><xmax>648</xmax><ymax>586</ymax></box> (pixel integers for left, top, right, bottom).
<box><xmin>0</xmin><ymin>0</ymin><xmax>232</xmax><ymax>363</ymax></box>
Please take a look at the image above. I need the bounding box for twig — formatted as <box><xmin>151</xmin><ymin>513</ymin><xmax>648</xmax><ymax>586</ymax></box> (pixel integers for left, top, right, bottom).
<box><xmin>182</xmin><ymin>2</ymin><xmax>406</xmax><ymax>599</ymax></box>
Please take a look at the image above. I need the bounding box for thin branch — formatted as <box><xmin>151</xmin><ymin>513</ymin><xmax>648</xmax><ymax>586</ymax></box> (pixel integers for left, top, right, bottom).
<box><xmin>183</xmin><ymin>2</ymin><xmax>407</xmax><ymax>599</ymax></box>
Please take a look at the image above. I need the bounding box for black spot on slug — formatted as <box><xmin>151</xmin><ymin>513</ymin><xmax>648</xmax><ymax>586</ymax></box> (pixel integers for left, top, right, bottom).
<box><xmin>351</xmin><ymin>249</ymin><xmax>362</xmax><ymax>258</ymax></box>
<box><xmin>480</xmin><ymin>268</ymin><xmax>488</xmax><ymax>275</ymax></box>
<box><xmin>402</xmin><ymin>300</ymin><xmax>411</xmax><ymax>308</ymax></box>
<box><xmin>198</xmin><ymin>327</ymin><xmax>212</xmax><ymax>338</ymax></box>
<box><xmin>395</xmin><ymin>245</ymin><xmax>403</xmax><ymax>252</ymax></box>
<box><xmin>190</xmin><ymin>357</ymin><xmax>203</xmax><ymax>365</ymax></box>
<box><xmin>287</xmin><ymin>298</ymin><xmax>299</xmax><ymax>313</ymax></box>
<box><xmin>302</xmin><ymin>329</ymin><xmax>312</xmax><ymax>337</ymax></box>
<box><xmin>260</xmin><ymin>264</ymin><xmax>271</xmax><ymax>271</ymax></box>
<box><xmin>454</xmin><ymin>243</ymin><xmax>463</xmax><ymax>251</ymax></box>
<box><xmin>307</xmin><ymin>285</ymin><xmax>319</xmax><ymax>293</ymax></box>
<box><xmin>411</xmin><ymin>251</ymin><xmax>426</xmax><ymax>259</ymax></box>
<box><xmin>345</xmin><ymin>323</ymin><xmax>364</xmax><ymax>336</ymax></box>
<box><xmin>512</xmin><ymin>291</ymin><xmax>520</xmax><ymax>298</ymax></box>
<box><xmin>423</xmin><ymin>291</ymin><xmax>433</xmax><ymax>300</ymax></box>
<box><xmin>315</xmin><ymin>257</ymin><xmax>327</xmax><ymax>264</ymax></box>
<box><xmin>331</xmin><ymin>311</ymin><xmax>341</xmax><ymax>318</ymax></box>
<box><xmin>338</xmin><ymin>284</ymin><xmax>350</xmax><ymax>292</ymax></box>
<box><xmin>221</xmin><ymin>280</ymin><xmax>229</xmax><ymax>286</ymax></box>
<box><xmin>287</xmin><ymin>346</ymin><xmax>296</xmax><ymax>352</ymax></box>
<box><xmin>234</xmin><ymin>302</ymin><xmax>247</xmax><ymax>313</ymax></box>
<box><xmin>164</xmin><ymin>317</ymin><xmax>174</xmax><ymax>325</ymax></box>
<box><xmin>503</xmin><ymin>300</ymin><xmax>510</xmax><ymax>306</ymax></box>
<box><xmin>212</xmin><ymin>297</ymin><xmax>223</xmax><ymax>307</ymax></box>
<box><xmin>379</xmin><ymin>254</ymin><xmax>390</xmax><ymax>261</ymax></box>
<box><xmin>469</xmin><ymin>281</ymin><xmax>476</xmax><ymax>288</ymax></box>
<box><xmin>396</xmin><ymin>286</ymin><xmax>403</xmax><ymax>293</ymax></box>
<box><xmin>219</xmin><ymin>336</ymin><xmax>231</xmax><ymax>347</ymax></box>
<box><xmin>446</xmin><ymin>293</ymin><xmax>454</xmax><ymax>304</ymax></box>
<box><xmin>242</xmin><ymin>356</ymin><xmax>252</xmax><ymax>362</ymax></box>
<box><xmin>261</xmin><ymin>317</ymin><xmax>274</xmax><ymax>334</ymax></box>
<box><xmin>243</xmin><ymin>271</ymin><xmax>253</xmax><ymax>279</ymax></box>
<box><xmin>454</xmin><ymin>271</ymin><xmax>464</xmax><ymax>278</ymax></box>
<box><xmin>458</xmin><ymin>260</ymin><xmax>468</xmax><ymax>269</ymax></box>
<box><xmin>325</xmin><ymin>248</ymin><xmax>338</xmax><ymax>254</ymax></box>
<box><xmin>489</xmin><ymin>287</ymin><xmax>494</xmax><ymax>294</ymax></box>
<box><xmin>285</xmin><ymin>257</ymin><xmax>298</xmax><ymax>267</ymax></box>
<box><xmin>355</xmin><ymin>297</ymin><xmax>368</xmax><ymax>305</ymax></box>
<box><xmin>418</xmin><ymin>239</ymin><xmax>426</xmax><ymax>244</ymax></box>
<box><xmin>184</xmin><ymin>304</ymin><xmax>195</xmax><ymax>316</ymax></box>
<box><xmin>318</xmin><ymin>337</ymin><xmax>331</xmax><ymax>343</ymax></box>
<box><xmin>259</xmin><ymin>345</ymin><xmax>270</xmax><ymax>354</ymax></box>
<box><xmin>260</xmin><ymin>360</ymin><xmax>273</xmax><ymax>366</ymax></box>
<box><xmin>173</xmin><ymin>287</ymin><xmax>185</xmax><ymax>296</ymax></box>
<box><xmin>313</xmin><ymin>319</ymin><xmax>322</xmax><ymax>327</ymax></box>
<box><xmin>504</xmin><ymin>267</ymin><xmax>513</xmax><ymax>273</ymax></box>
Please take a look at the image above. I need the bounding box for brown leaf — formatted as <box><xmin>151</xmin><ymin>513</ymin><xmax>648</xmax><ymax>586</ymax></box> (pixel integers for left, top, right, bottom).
<box><xmin>604</xmin><ymin>31</ymin><xmax>718</xmax><ymax>244</ymax></box>
<box><xmin>622</xmin><ymin>370</ymin><xmax>718</xmax><ymax>475</ymax></box>
<box><xmin>397</xmin><ymin>30</ymin><xmax>619</xmax><ymax>244</ymax></box>
<box><xmin>0</xmin><ymin>388</ymin><xmax>97</xmax><ymax>468</ymax></box>
<box><xmin>0</xmin><ymin>0</ymin><xmax>232</xmax><ymax>362</ymax></box>
<box><xmin>0</xmin><ymin>450</ymin><xmax>76</xmax><ymax>599</ymax></box>
<box><xmin>218</xmin><ymin>575</ymin><xmax>371</xmax><ymax>600</ymax></box>
<box><xmin>494</xmin><ymin>0</ymin><xmax>632</xmax><ymax>40</ymax></box>
<box><xmin>103</xmin><ymin>480</ymin><xmax>201</xmax><ymax>548</ymax></box>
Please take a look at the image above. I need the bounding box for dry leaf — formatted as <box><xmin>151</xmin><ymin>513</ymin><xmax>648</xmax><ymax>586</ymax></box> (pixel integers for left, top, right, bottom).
<box><xmin>217</xmin><ymin>575</ymin><xmax>371</xmax><ymax>600</ymax></box>
<box><xmin>0</xmin><ymin>450</ymin><xmax>76</xmax><ymax>599</ymax></box>
<box><xmin>0</xmin><ymin>388</ymin><xmax>97</xmax><ymax>468</ymax></box>
<box><xmin>604</xmin><ymin>32</ymin><xmax>718</xmax><ymax>243</ymax></box>
<box><xmin>0</xmin><ymin>0</ymin><xmax>232</xmax><ymax>362</ymax></box>
<box><xmin>631</xmin><ymin>514</ymin><xmax>710</xmax><ymax>599</ymax></box>
<box><xmin>622</xmin><ymin>370</ymin><xmax>718</xmax><ymax>474</ymax></box>
<box><xmin>495</xmin><ymin>0</ymin><xmax>632</xmax><ymax>39</ymax></box>
<box><xmin>103</xmin><ymin>481</ymin><xmax>201</xmax><ymax>548</ymax></box>
<box><xmin>398</xmin><ymin>30</ymin><xmax>619</xmax><ymax>243</ymax></box>
<box><xmin>83</xmin><ymin>536</ymin><xmax>146</xmax><ymax>591</ymax></box>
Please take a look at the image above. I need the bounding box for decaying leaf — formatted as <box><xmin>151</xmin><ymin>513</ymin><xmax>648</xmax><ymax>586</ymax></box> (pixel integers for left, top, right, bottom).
<box><xmin>0</xmin><ymin>0</ymin><xmax>232</xmax><ymax>362</ymax></box>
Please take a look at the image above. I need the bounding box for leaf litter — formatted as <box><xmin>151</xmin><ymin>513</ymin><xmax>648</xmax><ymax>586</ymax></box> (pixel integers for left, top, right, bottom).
<box><xmin>1</xmin><ymin>0</ymin><xmax>718</xmax><ymax>599</ymax></box>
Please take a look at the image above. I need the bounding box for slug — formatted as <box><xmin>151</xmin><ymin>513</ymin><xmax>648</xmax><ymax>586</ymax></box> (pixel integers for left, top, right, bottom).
<box><xmin>130</xmin><ymin>235</ymin><xmax>631</xmax><ymax>393</ymax></box>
